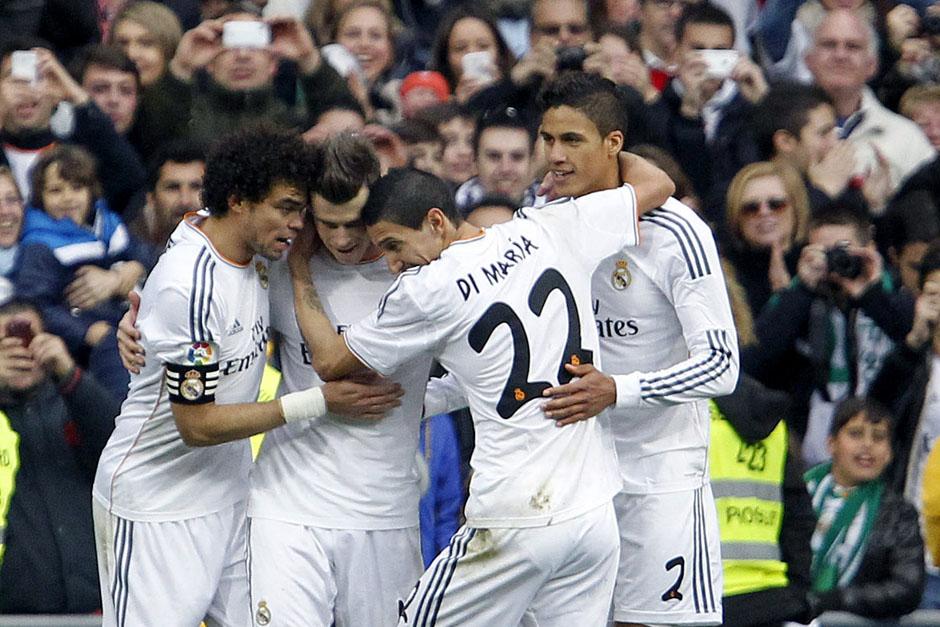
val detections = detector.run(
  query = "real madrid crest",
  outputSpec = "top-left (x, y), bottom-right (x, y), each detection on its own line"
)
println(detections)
top-left (256, 600), bottom-right (272, 625)
top-left (180, 370), bottom-right (205, 401)
top-left (611, 258), bottom-right (632, 290)
top-left (256, 261), bottom-right (269, 289)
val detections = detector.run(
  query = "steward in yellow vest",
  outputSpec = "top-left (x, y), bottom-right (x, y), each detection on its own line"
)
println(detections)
top-left (710, 375), bottom-right (815, 626)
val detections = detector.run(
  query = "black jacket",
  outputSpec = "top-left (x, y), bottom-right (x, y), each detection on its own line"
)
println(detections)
top-left (0, 369), bottom-right (119, 613)
top-left (810, 490), bottom-right (925, 619)
top-left (714, 375), bottom-right (815, 627)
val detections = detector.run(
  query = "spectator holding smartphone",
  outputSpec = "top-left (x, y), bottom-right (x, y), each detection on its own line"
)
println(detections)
top-left (0, 299), bottom-right (119, 613)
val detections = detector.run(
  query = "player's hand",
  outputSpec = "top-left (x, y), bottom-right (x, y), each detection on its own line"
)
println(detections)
top-left (118, 291), bottom-right (145, 374)
top-left (541, 363), bottom-right (616, 426)
top-left (30, 332), bottom-right (75, 380)
top-left (322, 375), bottom-right (405, 420)
top-left (66, 265), bottom-right (121, 310)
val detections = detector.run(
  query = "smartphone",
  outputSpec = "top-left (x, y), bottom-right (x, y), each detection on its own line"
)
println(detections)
top-left (222, 21), bottom-right (271, 49)
top-left (461, 51), bottom-right (494, 82)
top-left (5, 319), bottom-right (34, 347)
top-left (321, 43), bottom-right (362, 78)
top-left (10, 50), bottom-right (38, 84)
top-left (698, 49), bottom-right (739, 80)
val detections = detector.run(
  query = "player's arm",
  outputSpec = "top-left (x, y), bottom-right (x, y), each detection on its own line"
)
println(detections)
top-left (287, 225), bottom-right (371, 382)
top-left (618, 151), bottom-right (675, 216)
top-left (170, 372), bottom-right (403, 447)
top-left (423, 373), bottom-right (468, 418)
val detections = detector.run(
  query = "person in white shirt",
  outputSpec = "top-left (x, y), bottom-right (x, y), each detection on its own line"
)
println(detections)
top-left (288, 72), bottom-right (675, 626)
top-left (93, 127), bottom-right (401, 627)
top-left (248, 133), bottom-right (430, 627)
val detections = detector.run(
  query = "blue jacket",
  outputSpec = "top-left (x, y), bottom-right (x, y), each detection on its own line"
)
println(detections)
top-left (418, 413), bottom-right (464, 567)
top-left (14, 202), bottom-right (140, 353)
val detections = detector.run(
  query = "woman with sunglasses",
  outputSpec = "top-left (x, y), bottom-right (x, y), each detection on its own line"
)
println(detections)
top-left (724, 161), bottom-right (810, 316)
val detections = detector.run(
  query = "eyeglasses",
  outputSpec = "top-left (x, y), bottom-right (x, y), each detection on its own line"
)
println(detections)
top-left (740, 197), bottom-right (790, 215)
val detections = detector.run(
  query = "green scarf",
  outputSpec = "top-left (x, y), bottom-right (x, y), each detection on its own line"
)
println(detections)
top-left (805, 462), bottom-right (884, 592)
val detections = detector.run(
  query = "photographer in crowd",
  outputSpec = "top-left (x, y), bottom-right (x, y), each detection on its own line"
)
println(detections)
top-left (743, 206), bottom-right (914, 467)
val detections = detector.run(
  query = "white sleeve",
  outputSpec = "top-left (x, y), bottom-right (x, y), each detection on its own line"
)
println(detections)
top-left (613, 206), bottom-right (738, 408)
top-left (423, 373), bottom-right (468, 418)
top-left (534, 184), bottom-right (640, 261)
top-left (343, 272), bottom-right (443, 376)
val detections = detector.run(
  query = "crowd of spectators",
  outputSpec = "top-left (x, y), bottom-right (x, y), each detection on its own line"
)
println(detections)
top-left (1, 0), bottom-right (940, 621)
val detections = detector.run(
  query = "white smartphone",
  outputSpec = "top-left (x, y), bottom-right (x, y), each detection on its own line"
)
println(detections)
top-left (10, 50), bottom-right (38, 83)
top-left (461, 51), bottom-right (494, 82)
top-left (699, 49), bottom-right (739, 80)
top-left (222, 21), bottom-right (271, 49)
top-left (321, 43), bottom-right (361, 78)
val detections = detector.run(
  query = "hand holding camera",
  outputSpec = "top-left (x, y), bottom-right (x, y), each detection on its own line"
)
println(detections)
top-left (170, 19), bottom-right (226, 82)
top-left (907, 279), bottom-right (940, 349)
top-left (266, 17), bottom-right (321, 75)
top-left (797, 241), bottom-right (882, 298)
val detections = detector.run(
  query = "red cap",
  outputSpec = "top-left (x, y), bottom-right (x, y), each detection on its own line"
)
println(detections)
top-left (400, 71), bottom-right (450, 102)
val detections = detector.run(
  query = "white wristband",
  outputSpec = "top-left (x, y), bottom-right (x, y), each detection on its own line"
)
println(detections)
top-left (279, 386), bottom-right (327, 423)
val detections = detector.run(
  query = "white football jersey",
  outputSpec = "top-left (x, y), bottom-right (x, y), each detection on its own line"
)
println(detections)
top-left (93, 214), bottom-right (268, 521)
top-left (249, 253), bottom-right (431, 529)
top-left (344, 186), bottom-right (639, 528)
top-left (593, 199), bottom-right (738, 493)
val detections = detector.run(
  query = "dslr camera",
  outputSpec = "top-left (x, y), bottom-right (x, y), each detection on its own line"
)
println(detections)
top-left (556, 46), bottom-right (587, 72)
top-left (825, 243), bottom-right (863, 280)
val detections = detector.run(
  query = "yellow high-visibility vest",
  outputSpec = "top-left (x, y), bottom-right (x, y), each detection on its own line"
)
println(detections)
top-left (709, 401), bottom-right (789, 597)
top-left (0, 410), bottom-right (21, 563)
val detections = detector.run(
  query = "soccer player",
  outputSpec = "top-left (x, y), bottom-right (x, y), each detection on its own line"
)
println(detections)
top-left (542, 118), bottom-right (739, 627)
top-left (248, 133), bottom-right (430, 626)
top-left (288, 73), bottom-right (675, 625)
top-left (91, 127), bottom-right (401, 626)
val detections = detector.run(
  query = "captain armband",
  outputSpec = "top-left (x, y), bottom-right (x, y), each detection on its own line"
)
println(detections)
top-left (165, 362), bottom-right (220, 404)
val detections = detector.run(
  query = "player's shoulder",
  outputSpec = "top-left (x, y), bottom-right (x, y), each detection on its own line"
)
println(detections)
top-left (637, 198), bottom-right (717, 278)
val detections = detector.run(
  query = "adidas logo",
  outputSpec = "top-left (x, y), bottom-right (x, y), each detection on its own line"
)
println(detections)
top-left (227, 318), bottom-right (244, 336)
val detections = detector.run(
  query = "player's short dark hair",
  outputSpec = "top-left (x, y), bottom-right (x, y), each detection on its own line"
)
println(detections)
top-left (537, 71), bottom-right (627, 138)
top-left (202, 125), bottom-right (318, 217)
top-left (147, 140), bottom-right (206, 190)
top-left (361, 168), bottom-right (459, 229)
top-left (392, 118), bottom-right (442, 146)
top-left (808, 204), bottom-right (872, 245)
top-left (69, 44), bottom-right (140, 86)
top-left (29, 145), bottom-right (102, 212)
top-left (315, 132), bottom-right (381, 205)
top-left (473, 106), bottom-right (535, 156)
top-left (829, 396), bottom-right (893, 439)
top-left (676, 2), bottom-right (735, 43)
top-left (918, 238), bottom-right (940, 289)
top-left (752, 82), bottom-right (833, 160)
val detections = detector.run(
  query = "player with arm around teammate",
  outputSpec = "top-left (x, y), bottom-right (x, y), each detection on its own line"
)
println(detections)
top-left (543, 137), bottom-right (739, 627)
top-left (288, 72), bottom-right (676, 627)
top-left (91, 127), bottom-right (401, 627)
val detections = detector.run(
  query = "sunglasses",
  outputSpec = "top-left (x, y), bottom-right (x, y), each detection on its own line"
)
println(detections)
top-left (740, 197), bottom-right (790, 215)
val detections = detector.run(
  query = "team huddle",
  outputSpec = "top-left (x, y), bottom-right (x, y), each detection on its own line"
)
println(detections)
top-left (92, 72), bottom-right (738, 626)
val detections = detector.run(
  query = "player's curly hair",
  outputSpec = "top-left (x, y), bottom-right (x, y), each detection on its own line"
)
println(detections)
top-left (202, 125), bottom-right (319, 217)
top-left (537, 71), bottom-right (626, 139)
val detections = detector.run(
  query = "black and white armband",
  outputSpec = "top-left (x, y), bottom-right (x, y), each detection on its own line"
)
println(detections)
top-left (166, 362), bottom-right (220, 404)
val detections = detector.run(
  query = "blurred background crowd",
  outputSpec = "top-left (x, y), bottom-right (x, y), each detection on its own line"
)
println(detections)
top-left (1, 0), bottom-right (940, 623)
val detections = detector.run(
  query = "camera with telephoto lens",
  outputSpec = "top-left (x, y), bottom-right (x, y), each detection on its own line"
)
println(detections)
top-left (556, 46), bottom-right (587, 71)
top-left (825, 243), bottom-right (863, 279)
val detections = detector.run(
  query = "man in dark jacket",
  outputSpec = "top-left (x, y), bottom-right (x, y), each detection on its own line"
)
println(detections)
top-left (149, 8), bottom-right (353, 150)
top-left (0, 299), bottom-right (119, 613)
